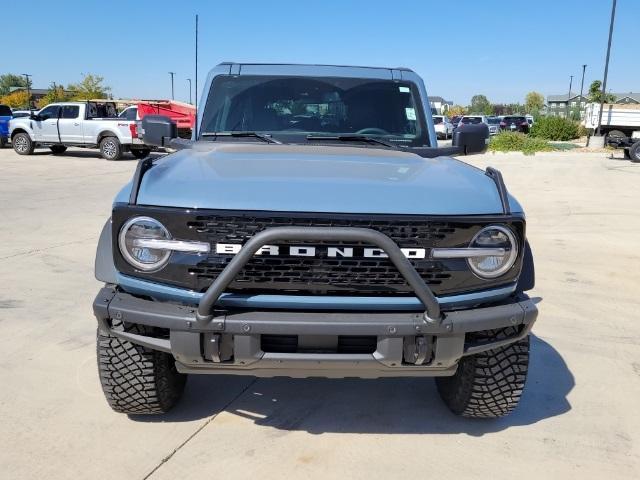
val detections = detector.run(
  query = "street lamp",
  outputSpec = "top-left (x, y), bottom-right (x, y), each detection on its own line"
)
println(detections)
top-left (168, 72), bottom-right (175, 100)
top-left (186, 78), bottom-right (192, 104)
top-left (566, 75), bottom-right (573, 119)
top-left (579, 64), bottom-right (587, 119)
top-left (22, 73), bottom-right (32, 110)
top-left (595, 0), bottom-right (617, 137)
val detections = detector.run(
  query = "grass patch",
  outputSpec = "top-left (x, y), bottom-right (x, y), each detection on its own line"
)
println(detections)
top-left (489, 131), bottom-right (555, 155)
top-left (551, 142), bottom-right (579, 151)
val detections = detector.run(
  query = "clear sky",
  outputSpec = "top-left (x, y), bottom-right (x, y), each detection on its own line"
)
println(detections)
top-left (4, 0), bottom-right (638, 105)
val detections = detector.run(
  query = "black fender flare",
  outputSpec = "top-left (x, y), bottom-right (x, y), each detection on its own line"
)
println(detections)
top-left (95, 218), bottom-right (118, 283)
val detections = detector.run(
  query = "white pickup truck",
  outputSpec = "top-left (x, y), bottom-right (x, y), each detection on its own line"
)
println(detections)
top-left (9, 101), bottom-right (151, 160)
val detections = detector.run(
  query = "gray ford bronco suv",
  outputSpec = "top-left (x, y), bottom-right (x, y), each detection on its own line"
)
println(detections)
top-left (93, 63), bottom-right (537, 418)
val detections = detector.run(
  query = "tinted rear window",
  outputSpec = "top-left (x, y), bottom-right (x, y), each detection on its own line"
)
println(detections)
top-left (461, 116), bottom-right (483, 124)
top-left (0, 105), bottom-right (12, 116)
top-left (504, 116), bottom-right (526, 123)
top-left (433, 117), bottom-right (443, 124)
top-left (61, 105), bottom-right (80, 119)
top-left (486, 118), bottom-right (501, 124)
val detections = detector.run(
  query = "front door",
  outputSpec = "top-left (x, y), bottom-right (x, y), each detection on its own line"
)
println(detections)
top-left (33, 105), bottom-right (60, 142)
top-left (57, 105), bottom-right (83, 143)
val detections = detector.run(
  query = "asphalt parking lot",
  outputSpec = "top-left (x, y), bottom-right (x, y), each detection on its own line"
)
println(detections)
top-left (1, 146), bottom-right (639, 479)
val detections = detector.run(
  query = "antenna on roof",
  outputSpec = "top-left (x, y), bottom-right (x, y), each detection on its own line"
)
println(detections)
top-left (194, 14), bottom-right (199, 140)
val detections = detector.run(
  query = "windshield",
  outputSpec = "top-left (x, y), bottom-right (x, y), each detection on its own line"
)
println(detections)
top-left (432, 116), bottom-right (443, 124)
top-left (201, 75), bottom-right (429, 146)
top-left (486, 117), bottom-right (501, 125)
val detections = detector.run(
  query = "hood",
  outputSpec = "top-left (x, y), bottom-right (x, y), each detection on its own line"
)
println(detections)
top-left (135, 143), bottom-right (516, 215)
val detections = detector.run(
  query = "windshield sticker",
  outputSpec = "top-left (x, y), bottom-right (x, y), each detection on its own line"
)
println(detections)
top-left (405, 108), bottom-right (416, 120)
top-left (399, 86), bottom-right (410, 93)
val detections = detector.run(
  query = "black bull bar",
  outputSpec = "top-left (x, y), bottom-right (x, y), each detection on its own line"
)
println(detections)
top-left (194, 226), bottom-right (442, 323)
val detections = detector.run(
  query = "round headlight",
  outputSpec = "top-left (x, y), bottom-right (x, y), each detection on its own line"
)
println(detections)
top-left (118, 216), bottom-right (171, 271)
top-left (467, 225), bottom-right (518, 278)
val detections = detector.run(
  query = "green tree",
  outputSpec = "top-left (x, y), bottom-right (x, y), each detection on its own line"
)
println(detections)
top-left (0, 90), bottom-right (29, 108)
top-left (588, 80), bottom-right (616, 103)
top-left (525, 91), bottom-right (544, 114)
top-left (0, 73), bottom-right (29, 97)
top-left (447, 105), bottom-right (467, 117)
top-left (37, 83), bottom-right (71, 108)
top-left (469, 94), bottom-right (492, 115)
top-left (67, 73), bottom-right (111, 100)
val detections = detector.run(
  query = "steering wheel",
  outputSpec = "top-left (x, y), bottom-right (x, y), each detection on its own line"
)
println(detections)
top-left (355, 127), bottom-right (389, 135)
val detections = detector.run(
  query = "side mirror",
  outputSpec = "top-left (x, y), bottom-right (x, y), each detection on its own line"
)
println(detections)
top-left (141, 115), bottom-right (177, 147)
top-left (452, 123), bottom-right (489, 154)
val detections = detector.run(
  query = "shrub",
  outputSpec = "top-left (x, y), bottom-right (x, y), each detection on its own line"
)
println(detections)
top-left (529, 116), bottom-right (581, 141)
top-left (489, 131), bottom-right (555, 155)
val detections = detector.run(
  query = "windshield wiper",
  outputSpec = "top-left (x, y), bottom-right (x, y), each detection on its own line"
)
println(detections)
top-left (306, 134), bottom-right (397, 148)
top-left (200, 131), bottom-right (282, 144)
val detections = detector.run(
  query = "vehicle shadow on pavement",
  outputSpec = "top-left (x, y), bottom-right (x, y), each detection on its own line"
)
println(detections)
top-left (30, 150), bottom-right (138, 160)
top-left (132, 335), bottom-right (573, 435)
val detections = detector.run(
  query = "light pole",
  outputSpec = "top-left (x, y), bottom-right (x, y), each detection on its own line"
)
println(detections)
top-left (596, 0), bottom-right (617, 137)
top-left (22, 73), bottom-right (32, 110)
top-left (168, 72), bottom-right (175, 100)
top-left (186, 78), bottom-right (192, 104)
top-left (579, 64), bottom-right (587, 119)
top-left (566, 75), bottom-right (573, 119)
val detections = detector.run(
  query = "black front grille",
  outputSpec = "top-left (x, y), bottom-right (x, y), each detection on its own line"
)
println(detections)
top-left (112, 206), bottom-right (525, 297)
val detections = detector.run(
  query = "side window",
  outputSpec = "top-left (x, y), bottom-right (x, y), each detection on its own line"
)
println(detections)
top-left (125, 108), bottom-right (137, 120)
top-left (61, 106), bottom-right (80, 119)
top-left (38, 105), bottom-right (60, 120)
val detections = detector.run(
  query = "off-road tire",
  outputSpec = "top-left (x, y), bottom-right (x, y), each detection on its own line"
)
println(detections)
top-left (50, 145), bottom-right (67, 155)
top-left (436, 327), bottom-right (529, 418)
top-left (99, 136), bottom-right (123, 160)
top-left (12, 132), bottom-right (34, 155)
top-left (131, 148), bottom-right (151, 159)
top-left (629, 141), bottom-right (640, 163)
top-left (97, 320), bottom-right (187, 414)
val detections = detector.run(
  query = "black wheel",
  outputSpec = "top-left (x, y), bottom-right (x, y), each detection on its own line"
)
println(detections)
top-left (629, 141), bottom-right (640, 163)
top-left (50, 145), bottom-right (67, 155)
top-left (607, 129), bottom-right (626, 139)
top-left (436, 327), bottom-right (529, 418)
top-left (623, 149), bottom-right (630, 159)
top-left (131, 148), bottom-right (151, 159)
top-left (12, 132), bottom-right (34, 155)
top-left (0, 136), bottom-right (6, 148)
top-left (97, 320), bottom-right (187, 414)
top-left (100, 136), bottom-right (123, 160)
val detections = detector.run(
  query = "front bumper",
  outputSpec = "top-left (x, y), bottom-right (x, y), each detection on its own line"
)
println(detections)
top-left (93, 287), bottom-right (537, 378)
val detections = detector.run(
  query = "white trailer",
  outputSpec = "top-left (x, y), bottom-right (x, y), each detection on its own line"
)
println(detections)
top-left (583, 103), bottom-right (640, 161)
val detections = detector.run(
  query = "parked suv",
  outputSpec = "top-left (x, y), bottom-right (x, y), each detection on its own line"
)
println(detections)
top-left (93, 63), bottom-right (537, 418)
top-left (501, 115), bottom-right (530, 134)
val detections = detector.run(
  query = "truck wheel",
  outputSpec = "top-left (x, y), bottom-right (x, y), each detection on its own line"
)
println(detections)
top-left (607, 129), bottom-right (626, 139)
top-left (12, 132), bottom-right (35, 155)
top-left (0, 137), bottom-right (6, 148)
top-left (630, 142), bottom-right (640, 163)
top-left (97, 320), bottom-right (187, 414)
top-left (50, 145), bottom-right (67, 155)
top-left (436, 327), bottom-right (529, 418)
top-left (100, 137), bottom-right (123, 160)
top-left (131, 148), bottom-right (151, 159)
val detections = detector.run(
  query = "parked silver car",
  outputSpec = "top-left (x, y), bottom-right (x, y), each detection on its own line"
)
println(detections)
top-left (433, 115), bottom-right (453, 139)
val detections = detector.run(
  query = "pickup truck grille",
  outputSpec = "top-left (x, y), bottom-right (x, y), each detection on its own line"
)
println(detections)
top-left (112, 207), bottom-right (524, 297)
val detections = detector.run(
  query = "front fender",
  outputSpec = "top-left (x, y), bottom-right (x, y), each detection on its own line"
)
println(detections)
top-left (95, 218), bottom-right (117, 283)
top-left (9, 120), bottom-right (34, 139)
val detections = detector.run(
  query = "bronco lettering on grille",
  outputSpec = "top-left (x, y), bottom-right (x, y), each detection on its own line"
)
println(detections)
top-left (215, 243), bottom-right (426, 259)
